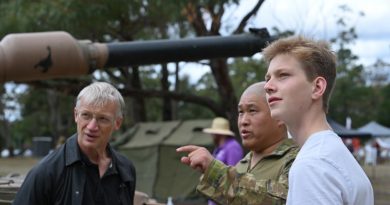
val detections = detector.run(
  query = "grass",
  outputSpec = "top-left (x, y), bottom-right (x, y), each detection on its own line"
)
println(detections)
top-left (1, 158), bottom-right (389, 204)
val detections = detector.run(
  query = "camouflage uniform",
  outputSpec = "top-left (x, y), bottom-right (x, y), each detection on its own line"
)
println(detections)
top-left (197, 138), bottom-right (298, 205)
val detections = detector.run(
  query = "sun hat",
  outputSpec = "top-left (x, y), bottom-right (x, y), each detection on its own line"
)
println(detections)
top-left (203, 117), bottom-right (235, 136)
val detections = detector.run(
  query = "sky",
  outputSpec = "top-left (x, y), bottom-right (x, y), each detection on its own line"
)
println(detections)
top-left (181, 0), bottom-right (390, 82)
top-left (245, 0), bottom-right (390, 65)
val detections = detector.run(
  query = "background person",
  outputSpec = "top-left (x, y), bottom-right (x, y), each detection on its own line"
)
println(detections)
top-left (364, 140), bottom-right (378, 166)
top-left (203, 117), bottom-right (243, 167)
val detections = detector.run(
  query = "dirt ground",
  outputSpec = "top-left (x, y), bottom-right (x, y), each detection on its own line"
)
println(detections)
top-left (1, 157), bottom-right (390, 204)
top-left (363, 162), bottom-right (390, 205)
top-left (0, 157), bottom-right (39, 177)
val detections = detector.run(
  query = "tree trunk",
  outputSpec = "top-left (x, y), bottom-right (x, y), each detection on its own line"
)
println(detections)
top-left (130, 66), bottom-right (147, 122)
top-left (182, 0), bottom-right (266, 138)
top-left (120, 88), bottom-right (225, 117)
top-left (171, 62), bottom-right (180, 120)
top-left (46, 89), bottom-right (60, 144)
top-left (0, 85), bottom-right (12, 152)
top-left (209, 59), bottom-right (239, 136)
top-left (161, 64), bottom-right (172, 121)
top-left (0, 118), bottom-right (11, 154)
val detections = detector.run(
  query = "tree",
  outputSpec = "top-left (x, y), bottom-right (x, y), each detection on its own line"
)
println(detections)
top-left (328, 5), bottom-right (383, 127)
top-left (10, 1), bottom-right (388, 141)
top-left (9, 85), bottom-right (75, 144)
top-left (367, 59), bottom-right (390, 126)
top-left (1, 0), bottom-right (269, 140)
top-left (177, 0), bottom-right (267, 134)
top-left (0, 85), bottom-right (11, 150)
top-left (377, 84), bottom-right (390, 126)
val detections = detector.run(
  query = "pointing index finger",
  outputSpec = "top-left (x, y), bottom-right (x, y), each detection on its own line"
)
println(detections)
top-left (176, 145), bottom-right (201, 153)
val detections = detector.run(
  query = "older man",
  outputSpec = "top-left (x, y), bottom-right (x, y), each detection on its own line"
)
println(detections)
top-left (13, 82), bottom-right (136, 205)
top-left (177, 82), bottom-right (298, 205)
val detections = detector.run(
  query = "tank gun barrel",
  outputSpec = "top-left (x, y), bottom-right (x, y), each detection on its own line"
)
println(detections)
top-left (0, 28), bottom-right (273, 83)
top-left (106, 28), bottom-right (272, 67)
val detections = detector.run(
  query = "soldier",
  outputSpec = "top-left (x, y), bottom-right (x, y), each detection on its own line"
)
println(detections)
top-left (177, 82), bottom-right (298, 205)
top-left (13, 82), bottom-right (136, 205)
top-left (263, 36), bottom-right (373, 205)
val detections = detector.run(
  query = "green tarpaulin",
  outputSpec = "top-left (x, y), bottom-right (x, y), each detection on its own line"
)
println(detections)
top-left (118, 119), bottom-right (213, 201)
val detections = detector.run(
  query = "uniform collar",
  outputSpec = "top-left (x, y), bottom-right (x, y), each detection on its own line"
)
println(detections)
top-left (271, 138), bottom-right (297, 156)
top-left (239, 138), bottom-right (297, 164)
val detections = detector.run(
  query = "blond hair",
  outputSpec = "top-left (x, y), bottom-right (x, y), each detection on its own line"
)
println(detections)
top-left (262, 36), bottom-right (336, 112)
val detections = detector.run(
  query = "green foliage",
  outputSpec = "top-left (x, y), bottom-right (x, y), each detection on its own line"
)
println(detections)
top-left (229, 57), bottom-right (268, 97)
top-left (0, 0), bottom-right (193, 144)
top-left (193, 57), bottom-right (268, 117)
top-left (9, 86), bottom-right (75, 146)
top-left (328, 4), bottom-right (389, 128)
top-left (377, 84), bottom-right (390, 127)
top-left (0, 0), bottom-right (189, 40)
top-left (176, 75), bottom-right (216, 119)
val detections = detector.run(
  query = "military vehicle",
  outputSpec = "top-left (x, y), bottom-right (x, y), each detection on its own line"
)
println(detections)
top-left (0, 28), bottom-right (273, 83)
top-left (0, 28), bottom-right (274, 204)
top-left (0, 173), bottom-right (22, 205)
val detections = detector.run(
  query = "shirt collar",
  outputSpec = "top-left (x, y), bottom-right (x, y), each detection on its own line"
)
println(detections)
top-left (65, 134), bottom-right (116, 168)
top-left (213, 137), bottom-right (236, 155)
top-left (65, 134), bottom-right (82, 166)
top-left (218, 137), bottom-right (236, 149)
top-left (271, 138), bottom-right (298, 156)
top-left (239, 138), bottom-right (297, 164)
top-left (65, 134), bottom-right (134, 183)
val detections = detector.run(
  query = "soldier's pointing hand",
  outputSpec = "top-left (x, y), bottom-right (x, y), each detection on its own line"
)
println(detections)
top-left (177, 145), bottom-right (214, 173)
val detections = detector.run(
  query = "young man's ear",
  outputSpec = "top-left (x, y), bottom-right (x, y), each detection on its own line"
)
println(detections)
top-left (312, 77), bottom-right (327, 100)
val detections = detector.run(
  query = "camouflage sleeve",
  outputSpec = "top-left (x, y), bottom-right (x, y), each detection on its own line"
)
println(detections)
top-left (197, 159), bottom-right (290, 205)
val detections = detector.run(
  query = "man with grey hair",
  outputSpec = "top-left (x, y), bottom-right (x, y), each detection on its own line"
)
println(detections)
top-left (13, 82), bottom-right (136, 205)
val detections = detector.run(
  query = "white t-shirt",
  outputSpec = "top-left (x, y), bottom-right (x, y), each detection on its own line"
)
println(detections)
top-left (287, 130), bottom-right (374, 205)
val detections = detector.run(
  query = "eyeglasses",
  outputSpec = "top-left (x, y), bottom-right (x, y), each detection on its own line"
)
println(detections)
top-left (77, 111), bottom-right (115, 126)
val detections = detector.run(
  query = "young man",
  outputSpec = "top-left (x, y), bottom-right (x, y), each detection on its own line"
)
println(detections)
top-left (13, 82), bottom-right (136, 205)
top-left (263, 36), bottom-right (374, 205)
top-left (177, 82), bottom-right (298, 205)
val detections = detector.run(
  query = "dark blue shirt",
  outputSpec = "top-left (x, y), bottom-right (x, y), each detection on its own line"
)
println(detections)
top-left (80, 146), bottom-right (123, 205)
top-left (12, 134), bottom-right (136, 205)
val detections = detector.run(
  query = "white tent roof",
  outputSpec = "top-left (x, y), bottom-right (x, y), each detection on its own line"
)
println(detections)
top-left (376, 138), bottom-right (390, 149)
top-left (357, 121), bottom-right (390, 137)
